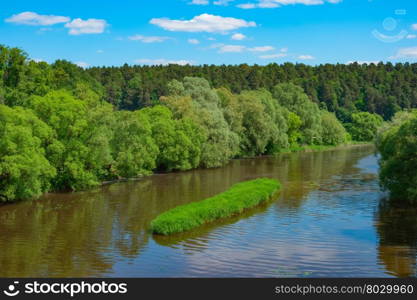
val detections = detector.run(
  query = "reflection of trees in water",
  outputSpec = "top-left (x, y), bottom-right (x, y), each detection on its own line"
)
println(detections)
top-left (375, 199), bottom-right (417, 277)
top-left (276, 146), bottom-right (373, 210)
top-left (0, 190), bottom-right (114, 277)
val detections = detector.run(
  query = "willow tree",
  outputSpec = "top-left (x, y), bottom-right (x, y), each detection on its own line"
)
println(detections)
top-left (163, 77), bottom-right (239, 168)
top-left (27, 90), bottom-right (114, 191)
top-left (0, 105), bottom-right (56, 201)
top-left (140, 105), bottom-right (203, 171)
top-left (111, 110), bottom-right (158, 178)
top-left (320, 111), bottom-right (349, 145)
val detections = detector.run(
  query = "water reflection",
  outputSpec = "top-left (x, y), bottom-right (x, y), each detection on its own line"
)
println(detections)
top-left (0, 145), bottom-right (415, 277)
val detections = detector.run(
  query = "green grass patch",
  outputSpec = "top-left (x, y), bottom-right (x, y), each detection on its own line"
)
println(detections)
top-left (150, 178), bottom-right (281, 235)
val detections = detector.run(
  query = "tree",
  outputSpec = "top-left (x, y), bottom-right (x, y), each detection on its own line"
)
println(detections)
top-left (111, 110), bottom-right (158, 178)
top-left (346, 112), bottom-right (383, 141)
top-left (0, 105), bottom-right (56, 201)
top-left (27, 90), bottom-right (114, 190)
top-left (164, 77), bottom-right (239, 167)
top-left (377, 111), bottom-right (417, 204)
top-left (273, 83), bottom-right (322, 145)
top-left (140, 105), bottom-right (203, 171)
top-left (320, 111), bottom-right (349, 145)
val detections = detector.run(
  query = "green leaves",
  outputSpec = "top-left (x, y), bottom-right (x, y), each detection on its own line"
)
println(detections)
top-left (0, 105), bottom-right (56, 201)
top-left (376, 111), bottom-right (417, 204)
top-left (346, 112), bottom-right (383, 142)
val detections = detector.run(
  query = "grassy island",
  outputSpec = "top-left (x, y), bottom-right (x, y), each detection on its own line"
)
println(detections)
top-left (151, 178), bottom-right (281, 235)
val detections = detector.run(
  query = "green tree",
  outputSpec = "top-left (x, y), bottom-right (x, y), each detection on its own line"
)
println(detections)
top-left (140, 105), bottom-right (203, 171)
top-left (320, 111), bottom-right (349, 145)
top-left (0, 105), bottom-right (56, 201)
top-left (273, 83), bottom-right (322, 145)
top-left (346, 112), bottom-right (383, 141)
top-left (111, 110), bottom-right (158, 178)
top-left (164, 77), bottom-right (239, 167)
top-left (27, 90), bottom-right (113, 190)
top-left (377, 111), bottom-right (417, 204)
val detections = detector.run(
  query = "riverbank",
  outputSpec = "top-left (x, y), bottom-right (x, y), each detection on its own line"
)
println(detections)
top-left (0, 142), bottom-right (374, 205)
top-left (276, 142), bottom-right (373, 154)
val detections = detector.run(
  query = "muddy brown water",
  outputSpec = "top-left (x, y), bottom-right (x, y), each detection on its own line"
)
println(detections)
top-left (0, 145), bottom-right (415, 277)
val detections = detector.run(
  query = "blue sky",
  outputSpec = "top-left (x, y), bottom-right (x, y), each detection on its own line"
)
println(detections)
top-left (1, 0), bottom-right (417, 67)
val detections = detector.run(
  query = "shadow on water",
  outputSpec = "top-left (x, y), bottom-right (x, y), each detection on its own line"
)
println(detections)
top-left (375, 198), bottom-right (417, 277)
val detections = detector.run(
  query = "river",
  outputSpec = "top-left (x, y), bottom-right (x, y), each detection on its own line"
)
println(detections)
top-left (0, 145), bottom-right (416, 277)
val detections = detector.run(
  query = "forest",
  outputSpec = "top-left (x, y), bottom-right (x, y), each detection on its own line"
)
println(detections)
top-left (0, 45), bottom-right (416, 203)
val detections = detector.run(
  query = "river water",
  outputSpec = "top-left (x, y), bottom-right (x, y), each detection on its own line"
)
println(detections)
top-left (0, 145), bottom-right (416, 277)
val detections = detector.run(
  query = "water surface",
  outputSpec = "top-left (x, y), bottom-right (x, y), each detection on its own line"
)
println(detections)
top-left (0, 145), bottom-right (416, 277)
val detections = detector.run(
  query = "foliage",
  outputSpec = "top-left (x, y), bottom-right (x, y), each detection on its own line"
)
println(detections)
top-left (163, 77), bottom-right (239, 167)
top-left (0, 105), bottom-right (56, 201)
top-left (87, 62), bottom-right (417, 122)
top-left (140, 105), bottom-right (203, 171)
top-left (346, 112), bottom-right (383, 141)
top-left (27, 90), bottom-right (114, 191)
top-left (111, 110), bottom-right (157, 178)
top-left (151, 178), bottom-right (281, 235)
top-left (0, 44), bottom-right (390, 202)
top-left (376, 111), bottom-right (417, 204)
top-left (320, 111), bottom-right (349, 145)
top-left (273, 83), bottom-right (322, 145)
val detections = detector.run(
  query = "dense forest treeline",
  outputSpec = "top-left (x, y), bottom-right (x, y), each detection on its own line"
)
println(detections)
top-left (2, 45), bottom-right (417, 122)
top-left (86, 61), bottom-right (417, 122)
top-left (0, 44), bottom-right (411, 203)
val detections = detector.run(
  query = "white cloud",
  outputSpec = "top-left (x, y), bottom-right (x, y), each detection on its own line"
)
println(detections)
top-left (218, 45), bottom-right (246, 53)
top-left (406, 34), bottom-right (417, 39)
top-left (96, 49), bottom-right (104, 53)
top-left (212, 44), bottom-right (275, 54)
top-left (65, 18), bottom-right (108, 35)
top-left (190, 0), bottom-right (209, 4)
top-left (258, 1), bottom-right (280, 8)
top-left (231, 33), bottom-right (246, 40)
top-left (134, 59), bottom-right (193, 65)
top-left (237, 3), bottom-right (257, 9)
top-left (237, 0), bottom-right (341, 9)
top-left (411, 24), bottom-right (417, 30)
top-left (188, 38), bottom-right (200, 44)
top-left (150, 13), bottom-right (256, 33)
top-left (390, 47), bottom-right (417, 59)
top-left (75, 61), bottom-right (89, 68)
top-left (128, 35), bottom-right (170, 43)
top-left (259, 53), bottom-right (287, 59)
top-left (214, 0), bottom-right (235, 5)
top-left (346, 61), bottom-right (379, 65)
top-left (5, 11), bottom-right (70, 26)
top-left (298, 54), bottom-right (315, 60)
top-left (248, 46), bottom-right (275, 52)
